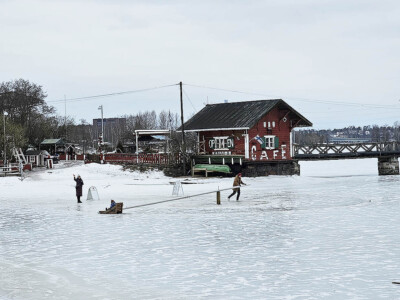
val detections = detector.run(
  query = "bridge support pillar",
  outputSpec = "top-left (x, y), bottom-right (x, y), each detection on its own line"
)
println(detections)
top-left (378, 157), bottom-right (399, 175)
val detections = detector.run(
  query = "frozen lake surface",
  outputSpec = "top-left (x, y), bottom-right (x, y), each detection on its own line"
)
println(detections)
top-left (1, 159), bottom-right (400, 299)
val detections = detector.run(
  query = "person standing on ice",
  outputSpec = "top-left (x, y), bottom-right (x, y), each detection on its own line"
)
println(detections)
top-left (228, 173), bottom-right (246, 201)
top-left (73, 174), bottom-right (84, 203)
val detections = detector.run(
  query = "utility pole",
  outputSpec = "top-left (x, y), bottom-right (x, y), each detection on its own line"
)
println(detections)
top-left (3, 111), bottom-right (8, 166)
top-left (180, 82), bottom-right (186, 175)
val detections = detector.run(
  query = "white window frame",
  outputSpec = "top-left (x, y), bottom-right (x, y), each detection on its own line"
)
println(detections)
top-left (264, 135), bottom-right (275, 150)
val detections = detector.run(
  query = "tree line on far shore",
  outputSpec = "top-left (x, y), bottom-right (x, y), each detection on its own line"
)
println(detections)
top-left (295, 124), bottom-right (400, 145)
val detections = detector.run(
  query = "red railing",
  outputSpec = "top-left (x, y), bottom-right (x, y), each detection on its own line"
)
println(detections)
top-left (56, 153), bottom-right (182, 165)
top-left (104, 153), bottom-right (182, 165)
top-left (58, 154), bottom-right (85, 161)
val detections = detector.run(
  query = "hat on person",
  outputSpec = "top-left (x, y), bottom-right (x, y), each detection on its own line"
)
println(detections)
top-left (238, 173), bottom-right (242, 176)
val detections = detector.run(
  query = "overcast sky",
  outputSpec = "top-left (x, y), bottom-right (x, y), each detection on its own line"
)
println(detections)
top-left (1, 0), bottom-right (400, 129)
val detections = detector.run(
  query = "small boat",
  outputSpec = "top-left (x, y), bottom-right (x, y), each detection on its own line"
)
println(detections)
top-left (99, 202), bottom-right (123, 214)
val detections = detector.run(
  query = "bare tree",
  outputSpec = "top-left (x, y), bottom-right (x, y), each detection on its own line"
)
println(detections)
top-left (0, 79), bottom-right (56, 147)
top-left (158, 110), bottom-right (169, 129)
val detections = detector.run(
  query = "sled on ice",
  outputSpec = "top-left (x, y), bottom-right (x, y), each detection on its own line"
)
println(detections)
top-left (99, 202), bottom-right (123, 214)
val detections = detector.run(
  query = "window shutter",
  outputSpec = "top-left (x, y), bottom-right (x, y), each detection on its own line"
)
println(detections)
top-left (274, 136), bottom-right (279, 149)
top-left (261, 136), bottom-right (266, 149)
top-left (227, 137), bottom-right (235, 149)
top-left (209, 138), bottom-right (215, 149)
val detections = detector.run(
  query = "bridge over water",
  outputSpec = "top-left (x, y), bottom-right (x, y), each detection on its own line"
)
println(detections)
top-left (293, 142), bottom-right (400, 175)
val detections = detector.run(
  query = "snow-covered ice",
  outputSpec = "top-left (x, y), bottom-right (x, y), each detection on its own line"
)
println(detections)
top-left (1, 158), bottom-right (400, 299)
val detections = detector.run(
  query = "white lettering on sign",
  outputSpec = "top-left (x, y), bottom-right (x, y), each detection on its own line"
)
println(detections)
top-left (249, 143), bottom-right (289, 160)
top-left (281, 145), bottom-right (286, 159)
top-left (209, 139), bottom-right (215, 149)
top-left (251, 145), bottom-right (257, 161)
top-left (260, 151), bottom-right (268, 160)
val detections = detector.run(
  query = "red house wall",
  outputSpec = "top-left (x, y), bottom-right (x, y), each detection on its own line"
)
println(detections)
top-left (198, 107), bottom-right (293, 161)
top-left (199, 129), bottom-right (247, 156)
top-left (248, 107), bottom-right (292, 161)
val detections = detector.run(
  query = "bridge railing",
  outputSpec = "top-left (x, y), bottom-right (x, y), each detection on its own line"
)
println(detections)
top-left (293, 142), bottom-right (400, 159)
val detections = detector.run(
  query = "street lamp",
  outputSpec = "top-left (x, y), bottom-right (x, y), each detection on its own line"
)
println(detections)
top-left (98, 105), bottom-right (104, 139)
top-left (98, 105), bottom-right (104, 151)
top-left (3, 111), bottom-right (8, 166)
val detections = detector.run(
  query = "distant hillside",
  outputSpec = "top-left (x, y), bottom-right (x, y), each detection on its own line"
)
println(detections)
top-left (294, 123), bottom-right (400, 145)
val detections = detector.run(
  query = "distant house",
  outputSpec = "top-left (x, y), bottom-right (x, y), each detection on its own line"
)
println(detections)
top-left (40, 139), bottom-right (66, 155)
top-left (25, 150), bottom-right (49, 167)
top-left (183, 99), bottom-right (312, 176)
top-left (25, 150), bottom-right (41, 166)
top-left (133, 130), bottom-right (171, 154)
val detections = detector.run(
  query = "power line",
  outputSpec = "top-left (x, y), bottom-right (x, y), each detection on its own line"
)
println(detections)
top-left (182, 88), bottom-right (198, 113)
top-left (184, 83), bottom-right (277, 98)
top-left (47, 83), bottom-right (179, 104)
top-left (44, 81), bottom-right (400, 113)
top-left (184, 83), bottom-right (400, 110)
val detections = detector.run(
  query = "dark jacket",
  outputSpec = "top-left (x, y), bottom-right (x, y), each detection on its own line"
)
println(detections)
top-left (74, 177), bottom-right (84, 197)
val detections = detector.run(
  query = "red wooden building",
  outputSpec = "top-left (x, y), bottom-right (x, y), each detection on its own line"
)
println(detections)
top-left (183, 99), bottom-right (312, 176)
